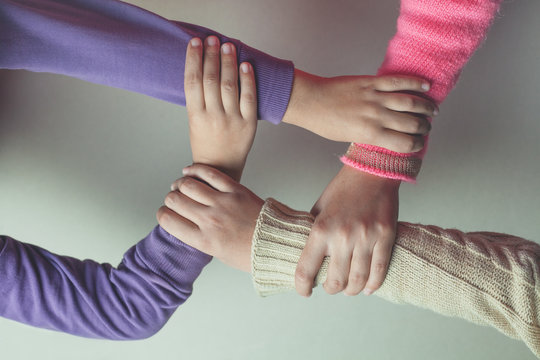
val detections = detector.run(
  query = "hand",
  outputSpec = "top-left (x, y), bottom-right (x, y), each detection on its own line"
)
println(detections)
top-left (185, 36), bottom-right (257, 182)
top-left (295, 165), bottom-right (399, 296)
top-left (157, 164), bottom-right (264, 272)
top-left (282, 70), bottom-right (436, 152)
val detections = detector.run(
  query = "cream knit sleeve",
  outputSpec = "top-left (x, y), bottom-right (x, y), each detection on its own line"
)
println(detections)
top-left (251, 198), bottom-right (540, 357)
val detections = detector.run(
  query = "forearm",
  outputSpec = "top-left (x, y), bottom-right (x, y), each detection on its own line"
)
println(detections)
top-left (343, 0), bottom-right (503, 182)
top-left (252, 199), bottom-right (540, 357)
top-left (0, 226), bottom-right (211, 339)
top-left (0, 0), bottom-right (293, 123)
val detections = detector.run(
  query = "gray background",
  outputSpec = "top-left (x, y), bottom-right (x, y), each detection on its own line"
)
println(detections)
top-left (1, 0), bottom-right (539, 359)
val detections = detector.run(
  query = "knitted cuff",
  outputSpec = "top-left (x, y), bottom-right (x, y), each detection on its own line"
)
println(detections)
top-left (251, 198), bottom-right (540, 357)
top-left (341, 143), bottom-right (423, 182)
top-left (251, 198), bottom-right (328, 296)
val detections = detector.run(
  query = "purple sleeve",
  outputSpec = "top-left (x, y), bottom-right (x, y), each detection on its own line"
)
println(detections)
top-left (0, 226), bottom-right (212, 340)
top-left (0, 0), bottom-right (294, 124)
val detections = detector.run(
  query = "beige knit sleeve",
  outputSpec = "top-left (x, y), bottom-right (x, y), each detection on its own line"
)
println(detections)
top-left (251, 198), bottom-right (540, 358)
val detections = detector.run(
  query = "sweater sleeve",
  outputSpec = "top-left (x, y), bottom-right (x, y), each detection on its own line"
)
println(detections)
top-left (252, 198), bottom-right (540, 357)
top-left (341, 0), bottom-right (503, 182)
top-left (0, 0), bottom-right (294, 124)
top-left (0, 225), bottom-right (212, 340)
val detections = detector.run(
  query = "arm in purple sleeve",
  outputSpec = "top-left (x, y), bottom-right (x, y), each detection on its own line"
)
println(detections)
top-left (0, 0), bottom-right (294, 124)
top-left (0, 226), bottom-right (212, 340)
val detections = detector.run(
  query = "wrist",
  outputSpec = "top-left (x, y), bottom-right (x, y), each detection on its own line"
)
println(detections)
top-left (190, 160), bottom-right (245, 183)
top-left (281, 69), bottom-right (321, 128)
top-left (341, 164), bottom-right (401, 191)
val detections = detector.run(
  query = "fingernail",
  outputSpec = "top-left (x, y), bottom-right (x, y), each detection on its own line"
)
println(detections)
top-left (170, 184), bottom-right (175, 191)
top-left (207, 36), bottom-right (218, 46)
top-left (222, 43), bottom-right (232, 54)
top-left (182, 167), bottom-right (190, 174)
top-left (190, 38), bottom-right (201, 47)
top-left (363, 288), bottom-right (373, 296)
top-left (421, 83), bottom-right (430, 91)
top-left (241, 63), bottom-right (250, 73)
top-left (433, 108), bottom-right (439, 116)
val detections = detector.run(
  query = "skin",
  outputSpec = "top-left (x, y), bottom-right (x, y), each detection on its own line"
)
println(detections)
top-left (159, 35), bottom-right (436, 296)
top-left (161, 165), bottom-right (262, 272)
top-left (282, 69), bottom-right (436, 152)
top-left (157, 37), bottom-right (261, 271)
top-left (184, 36), bottom-right (257, 182)
top-left (296, 166), bottom-right (399, 296)
top-left (279, 63), bottom-right (436, 297)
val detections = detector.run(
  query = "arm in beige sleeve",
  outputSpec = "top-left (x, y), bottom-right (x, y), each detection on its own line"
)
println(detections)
top-left (251, 198), bottom-right (540, 357)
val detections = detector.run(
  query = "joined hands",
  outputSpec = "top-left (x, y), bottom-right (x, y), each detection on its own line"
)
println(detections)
top-left (159, 36), bottom-right (436, 296)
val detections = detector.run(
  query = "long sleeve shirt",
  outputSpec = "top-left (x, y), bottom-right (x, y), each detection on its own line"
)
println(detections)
top-left (0, 0), bottom-right (294, 124)
top-left (0, 226), bottom-right (211, 339)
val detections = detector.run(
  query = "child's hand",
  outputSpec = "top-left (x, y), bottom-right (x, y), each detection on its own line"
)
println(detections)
top-left (185, 36), bottom-right (257, 182)
top-left (283, 70), bottom-right (436, 152)
top-left (157, 164), bottom-right (264, 272)
top-left (295, 166), bottom-right (399, 297)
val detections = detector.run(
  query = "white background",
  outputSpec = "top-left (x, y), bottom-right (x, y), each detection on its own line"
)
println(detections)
top-left (1, 0), bottom-right (539, 359)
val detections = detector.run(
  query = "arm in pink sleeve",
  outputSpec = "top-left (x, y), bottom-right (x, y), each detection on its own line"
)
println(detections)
top-left (342, 0), bottom-right (503, 182)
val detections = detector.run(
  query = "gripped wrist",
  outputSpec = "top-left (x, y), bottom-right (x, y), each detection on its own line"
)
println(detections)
top-left (281, 69), bottom-right (321, 128)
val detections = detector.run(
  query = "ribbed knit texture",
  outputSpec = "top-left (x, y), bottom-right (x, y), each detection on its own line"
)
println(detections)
top-left (0, 0), bottom-right (294, 124)
top-left (252, 198), bottom-right (540, 357)
top-left (342, 0), bottom-right (503, 182)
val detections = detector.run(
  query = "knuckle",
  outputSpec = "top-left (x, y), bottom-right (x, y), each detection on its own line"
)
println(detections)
top-left (206, 213), bottom-right (223, 229)
top-left (179, 177), bottom-right (195, 192)
top-left (336, 225), bottom-right (353, 242)
top-left (409, 118), bottom-right (423, 134)
top-left (373, 262), bottom-right (388, 275)
top-left (366, 103), bottom-right (382, 119)
top-left (241, 91), bottom-right (256, 105)
top-left (348, 272), bottom-right (368, 287)
top-left (325, 279), bottom-right (345, 293)
top-left (156, 206), bottom-right (170, 225)
top-left (185, 72), bottom-right (201, 87)
top-left (164, 191), bottom-right (178, 206)
top-left (295, 267), bottom-right (313, 285)
top-left (312, 218), bottom-right (330, 236)
top-left (403, 96), bottom-right (416, 110)
top-left (415, 136), bottom-right (426, 151)
top-left (389, 76), bottom-right (403, 89)
top-left (399, 136), bottom-right (416, 153)
top-left (221, 78), bottom-right (236, 93)
top-left (203, 73), bottom-right (219, 86)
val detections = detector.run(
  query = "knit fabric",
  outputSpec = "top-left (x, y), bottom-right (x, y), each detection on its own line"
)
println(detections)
top-left (0, 226), bottom-right (212, 339)
top-left (0, 0), bottom-right (294, 124)
top-left (252, 198), bottom-right (540, 357)
top-left (342, 0), bottom-right (503, 182)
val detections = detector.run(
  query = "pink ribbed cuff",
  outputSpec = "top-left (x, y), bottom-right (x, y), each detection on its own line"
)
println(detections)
top-left (341, 143), bottom-right (422, 183)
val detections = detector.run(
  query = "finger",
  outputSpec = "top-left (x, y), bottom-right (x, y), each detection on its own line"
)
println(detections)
top-left (373, 75), bottom-right (431, 93)
top-left (323, 244), bottom-right (352, 295)
top-left (344, 246), bottom-right (371, 296)
top-left (203, 36), bottom-right (223, 111)
top-left (176, 176), bottom-right (218, 206)
top-left (378, 92), bottom-right (438, 117)
top-left (363, 238), bottom-right (395, 295)
top-left (156, 206), bottom-right (201, 248)
top-left (164, 190), bottom-right (208, 224)
top-left (239, 62), bottom-right (258, 121)
top-left (184, 37), bottom-right (204, 112)
top-left (295, 232), bottom-right (327, 297)
top-left (378, 108), bottom-right (431, 135)
top-left (220, 43), bottom-right (240, 114)
top-left (377, 129), bottom-right (426, 153)
top-left (182, 164), bottom-right (236, 193)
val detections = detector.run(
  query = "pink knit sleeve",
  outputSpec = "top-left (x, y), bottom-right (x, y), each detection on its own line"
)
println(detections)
top-left (342, 0), bottom-right (503, 182)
